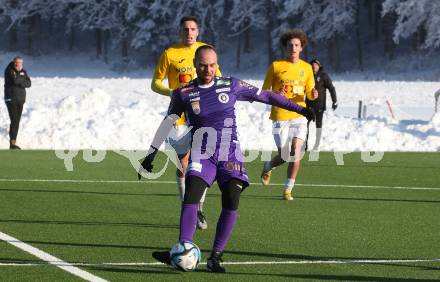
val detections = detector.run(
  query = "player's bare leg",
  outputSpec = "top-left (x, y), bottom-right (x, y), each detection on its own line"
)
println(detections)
top-left (261, 145), bottom-right (288, 185)
top-left (284, 138), bottom-right (303, 200)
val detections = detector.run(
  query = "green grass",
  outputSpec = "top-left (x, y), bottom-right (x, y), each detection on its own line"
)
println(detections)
top-left (0, 150), bottom-right (439, 281)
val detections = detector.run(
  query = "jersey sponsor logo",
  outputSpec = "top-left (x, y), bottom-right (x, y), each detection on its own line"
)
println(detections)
top-left (191, 100), bottom-right (201, 115)
top-left (218, 93), bottom-right (230, 104)
top-left (188, 91), bottom-right (200, 97)
top-left (181, 86), bottom-right (194, 93)
top-left (215, 87), bottom-right (230, 93)
top-left (280, 79), bottom-right (295, 84)
top-left (224, 161), bottom-right (242, 173)
top-left (239, 80), bottom-right (255, 90)
top-left (188, 162), bottom-right (202, 173)
top-left (179, 73), bottom-right (193, 83)
top-left (280, 85), bottom-right (303, 97)
top-left (175, 66), bottom-right (193, 73)
top-left (281, 79), bottom-right (304, 86)
top-left (217, 79), bottom-right (231, 86)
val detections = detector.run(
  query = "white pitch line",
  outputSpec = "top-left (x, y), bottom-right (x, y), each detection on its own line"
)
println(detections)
top-left (0, 258), bottom-right (439, 267)
top-left (0, 178), bottom-right (439, 191)
top-left (0, 231), bottom-right (107, 282)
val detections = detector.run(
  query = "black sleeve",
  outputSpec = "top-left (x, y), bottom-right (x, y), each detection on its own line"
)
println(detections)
top-left (5, 68), bottom-right (16, 86)
top-left (21, 70), bottom-right (31, 88)
top-left (324, 73), bottom-right (337, 103)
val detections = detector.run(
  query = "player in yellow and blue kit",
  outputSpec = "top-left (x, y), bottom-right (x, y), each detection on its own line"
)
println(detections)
top-left (151, 16), bottom-right (221, 229)
top-left (260, 29), bottom-right (318, 201)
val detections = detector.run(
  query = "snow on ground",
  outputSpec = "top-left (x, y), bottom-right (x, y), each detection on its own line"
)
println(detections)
top-left (0, 75), bottom-right (439, 151)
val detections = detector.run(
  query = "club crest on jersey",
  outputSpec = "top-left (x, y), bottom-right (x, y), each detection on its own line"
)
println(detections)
top-left (191, 101), bottom-right (201, 114)
top-left (299, 71), bottom-right (304, 77)
top-left (218, 93), bottom-right (230, 104)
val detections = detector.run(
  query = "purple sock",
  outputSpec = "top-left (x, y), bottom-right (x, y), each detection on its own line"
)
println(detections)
top-left (179, 203), bottom-right (198, 242)
top-left (213, 209), bottom-right (237, 253)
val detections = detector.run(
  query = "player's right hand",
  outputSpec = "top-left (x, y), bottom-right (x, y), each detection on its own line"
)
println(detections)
top-left (300, 107), bottom-right (316, 122)
top-left (138, 146), bottom-right (158, 180)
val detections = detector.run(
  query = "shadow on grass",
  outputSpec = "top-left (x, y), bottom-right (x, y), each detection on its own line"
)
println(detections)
top-left (226, 271), bottom-right (440, 281)
top-left (0, 258), bottom-right (43, 264)
top-left (372, 262), bottom-right (440, 272)
top-left (0, 187), bottom-right (177, 197)
top-left (239, 194), bottom-right (440, 204)
top-left (84, 265), bottom-right (179, 275)
top-left (296, 195), bottom-right (440, 204)
top-left (0, 219), bottom-right (178, 229)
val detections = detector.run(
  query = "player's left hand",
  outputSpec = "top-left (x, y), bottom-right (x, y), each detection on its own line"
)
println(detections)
top-left (332, 102), bottom-right (338, 111)
top-left (137, 146), bottom-right (158, 180)
top-left (312, 88), bottom-right (319, 99)
top-left (277, 85), bottom-right (288, 96)
top-left (300, 107), bottom-right (316, 122)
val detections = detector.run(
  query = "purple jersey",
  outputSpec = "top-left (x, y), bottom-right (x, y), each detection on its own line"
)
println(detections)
top-left (167, 77), bottom-right (305, 187)
top-left (168, 77), bottom-right (257, 143)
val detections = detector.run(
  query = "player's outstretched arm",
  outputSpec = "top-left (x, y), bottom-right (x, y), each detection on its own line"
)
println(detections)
top-left (138, 113), bottom-right (179, 179)
top-left (255, 90), bottom-right (315, 121)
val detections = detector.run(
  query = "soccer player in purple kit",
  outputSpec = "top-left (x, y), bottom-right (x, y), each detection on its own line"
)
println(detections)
top-left (138, 45), bottom-right (315, 273)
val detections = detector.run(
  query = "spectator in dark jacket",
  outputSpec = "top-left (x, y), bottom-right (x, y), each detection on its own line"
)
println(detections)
top-left (4, 56), bottom-right (31, 149)
top-left (306, 59), bottom-right (337, 150)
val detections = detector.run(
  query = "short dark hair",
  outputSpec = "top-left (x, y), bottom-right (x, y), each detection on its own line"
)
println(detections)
top-left (194, 45), bottom-right (216, 61)
top-left (310, 58), bottom-right (321, 67)
top-left (280, 29), bottom-right (308, 48)
top-left (180, 16), bottom-right (198, 27)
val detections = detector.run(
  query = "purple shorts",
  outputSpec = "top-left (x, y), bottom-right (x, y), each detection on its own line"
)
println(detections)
top-left (186, 144), bottom-right (249, 188)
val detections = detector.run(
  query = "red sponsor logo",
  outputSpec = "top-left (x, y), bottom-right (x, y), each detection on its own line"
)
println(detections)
top-left (179, 74), bottom-right (192, 83)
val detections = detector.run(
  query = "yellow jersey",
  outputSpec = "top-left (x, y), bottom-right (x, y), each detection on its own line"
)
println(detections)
top-left (263, 59), bottom-right (315, 121)
top-left (152, 41), bottom-right (221, 125)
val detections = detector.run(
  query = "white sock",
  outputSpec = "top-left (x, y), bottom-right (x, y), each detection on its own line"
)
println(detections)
top-left (199, 188), bottom-right (207, 211)
top-left (263, 161), bottom-right (273, 173)
top-left (199, 188), bottom-right (208, 211)
top-left (284, 178), bottom-right (295, 193)
top-left (176, 176), bottom-right (185, 201)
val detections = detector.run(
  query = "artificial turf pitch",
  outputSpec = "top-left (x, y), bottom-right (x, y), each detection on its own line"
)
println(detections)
top-left (0, 150), bottom-right (439, 281)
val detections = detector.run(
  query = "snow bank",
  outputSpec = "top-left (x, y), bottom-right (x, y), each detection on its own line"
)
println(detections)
top-left (0, 77), bottom-right (439, 151)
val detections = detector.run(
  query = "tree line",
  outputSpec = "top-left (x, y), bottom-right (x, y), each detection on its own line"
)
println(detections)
top-left (0, 0), bottom-right (438, 71)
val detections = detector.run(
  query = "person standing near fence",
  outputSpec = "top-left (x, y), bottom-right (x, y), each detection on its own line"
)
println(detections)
top-left (4, 56), bottom-right (31, 150)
